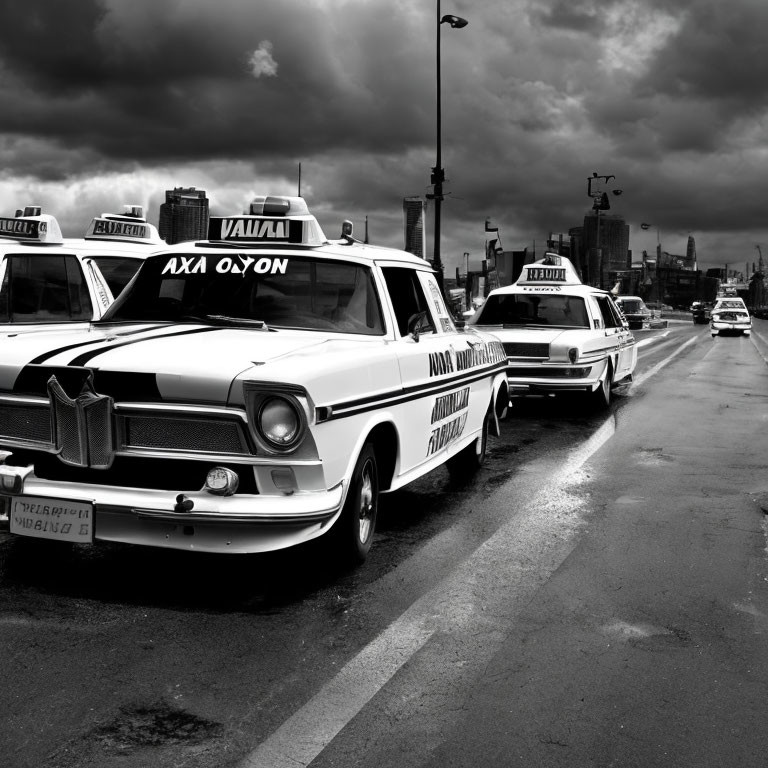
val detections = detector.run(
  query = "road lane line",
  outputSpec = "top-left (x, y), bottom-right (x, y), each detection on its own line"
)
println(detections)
top-left (238, 418), bottom-right (616, 768)
top-left (633, 335), bottom-right (699, 387)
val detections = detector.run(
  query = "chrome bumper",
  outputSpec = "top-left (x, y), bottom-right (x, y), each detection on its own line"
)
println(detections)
top-left (0, 464), bottom-right (344, 554)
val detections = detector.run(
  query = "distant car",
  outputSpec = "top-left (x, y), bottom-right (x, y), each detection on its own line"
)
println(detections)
top-left (614, 295), bottom-right (651, 329)
top-left (690, 301), bottom-right (711, 324)
top-left (469, 253), bottom-right (636, 409)
top-left (0, 204), bottom-right (164, 336)
top-left (710, 297), bottom-right (751, 337)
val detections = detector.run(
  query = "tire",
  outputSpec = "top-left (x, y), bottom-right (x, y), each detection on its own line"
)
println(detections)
top-left (332, 441), bottom-right (378, 564)
top-left (588, 361), bottom-right (612, 410)
top-left (447, 404), bottom-right (490, 482)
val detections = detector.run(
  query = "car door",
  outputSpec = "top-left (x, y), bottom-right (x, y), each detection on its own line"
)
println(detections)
top-left (380, 266), bottom-right (490, 479)
top-left (594, 294), bottom-right (635, 380)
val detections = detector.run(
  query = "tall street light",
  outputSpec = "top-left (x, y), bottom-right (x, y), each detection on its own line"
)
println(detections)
top-left (428, 3), bottom-right (468, 291)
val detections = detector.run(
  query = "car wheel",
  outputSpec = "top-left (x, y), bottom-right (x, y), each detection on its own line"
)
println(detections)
top-left (589, 362), bottom-right (612, 410)
top-left (332, 441), bottom-right (378, 564)
top-left (447, 403), bottom-right (490, 482)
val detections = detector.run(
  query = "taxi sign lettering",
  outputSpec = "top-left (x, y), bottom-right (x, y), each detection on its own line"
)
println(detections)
top-left (208, 216), bottom-right (303, 243)
top-left (162, 255), bottom-right (288, 276)
top-left (0, 217), bottom-right (43, 239)
top-left (92, 218), bottom-right (150, 239)
top-left (220, 218), bottom-right (288, 240)
top-left (525, 267), bottom-right (566, 281)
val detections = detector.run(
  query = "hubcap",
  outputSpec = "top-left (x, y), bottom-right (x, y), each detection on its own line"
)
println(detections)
top-left (357, 461), bottom-right (374, 543)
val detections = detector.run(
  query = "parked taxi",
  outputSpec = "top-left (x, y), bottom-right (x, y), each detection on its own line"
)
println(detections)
top-left (0, 204), bottom-right (164, 335)
top-left (710, 296), bottom-right (752, 337)
top-left (0, 196), bottom-right (508, 562)
top-left (468, 254), bottom-right (636, 408)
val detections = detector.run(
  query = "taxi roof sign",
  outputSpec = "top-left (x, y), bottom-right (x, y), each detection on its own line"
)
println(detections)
top-left (0, 209), bottom-right (63, 244)
top-left (85, 205), bottom-right (165, 245)
top-left (207, 195), bottom-right (327, 247)
top-left (515, 253), bottom-right (583, 286)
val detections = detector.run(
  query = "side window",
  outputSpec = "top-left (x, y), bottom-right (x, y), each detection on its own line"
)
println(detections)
top-left (2, 254), bottom-right (93, 322)
top-left (595, 295), bottom-right (621, 329)
top-left (91, 256), bottom-right (141, 297)
top-left (381, 267), bottom-right (436, 337)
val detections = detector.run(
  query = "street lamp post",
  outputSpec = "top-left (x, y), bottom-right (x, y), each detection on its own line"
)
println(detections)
top-left (429, 2), bottom-right (467, 291)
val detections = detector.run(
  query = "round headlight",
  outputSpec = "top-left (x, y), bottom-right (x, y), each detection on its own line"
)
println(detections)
top-left (259, 396), bottom-right (303, 449)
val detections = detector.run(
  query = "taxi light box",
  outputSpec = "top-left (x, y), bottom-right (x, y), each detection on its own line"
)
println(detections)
top-left (0, 217), bottom-right (45, 239)
top-left (525, 267), bottom-right (566, 282)
top-left (91, 218), bottom-right (150, 239)
top-left (208, 216), bottom-right (304, 243)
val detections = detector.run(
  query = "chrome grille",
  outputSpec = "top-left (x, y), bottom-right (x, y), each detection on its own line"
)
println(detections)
top-left (122, 415), bottom-right (249, 455)
top-left (0, 403), bottom-right (51, 445)
top-left (48, 375), bottom-right (114, 469)
top-left (502, 342), bottom-right (549, 358)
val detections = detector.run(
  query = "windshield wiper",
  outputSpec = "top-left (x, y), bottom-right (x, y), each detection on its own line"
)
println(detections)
top-left (180, 314), bottom-right (268, 329)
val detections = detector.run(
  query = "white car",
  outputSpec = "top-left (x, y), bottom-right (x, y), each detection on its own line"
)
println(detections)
top-left (0, 195), bottom-right (508, 562)
top-left (0, 204), bottom-right (164, 335)
top-left (469, 254), bottom-right (636, 408)
top-left (710, 297), bottom-right (751, 337)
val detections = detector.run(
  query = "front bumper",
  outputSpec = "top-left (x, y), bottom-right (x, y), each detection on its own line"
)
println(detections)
top-left (0, 464), bottom-right (344, 554)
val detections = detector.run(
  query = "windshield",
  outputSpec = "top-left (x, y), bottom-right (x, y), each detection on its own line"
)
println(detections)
top-left (470, 292), bottom-right (589, 328)
top-left (618, 299), bottom-right (645, 313)
top-left (102, 252), bottom-right (385, 335)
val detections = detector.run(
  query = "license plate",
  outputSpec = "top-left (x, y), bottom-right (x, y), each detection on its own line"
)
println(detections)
top-left (9, 495), bottom-right (94, 543)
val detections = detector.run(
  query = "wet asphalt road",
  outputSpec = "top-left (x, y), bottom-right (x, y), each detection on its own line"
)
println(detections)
top-left (2, 317), bottom-right (768, 767)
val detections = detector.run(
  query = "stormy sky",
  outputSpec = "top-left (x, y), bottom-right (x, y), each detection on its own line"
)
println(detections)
top-left (2, 0), bottom-right (768, 276)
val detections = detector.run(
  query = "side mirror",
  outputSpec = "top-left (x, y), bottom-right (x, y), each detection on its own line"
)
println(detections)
top-left (407, 311), bottom-right (429, 342)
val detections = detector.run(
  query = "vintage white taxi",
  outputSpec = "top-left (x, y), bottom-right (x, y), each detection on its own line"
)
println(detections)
top-left (0, 204), bottom-right (164, 335)
top-left (710, 296), bottom-right (752, 337)
top-left (468, 254), bottom-right (636, 408)
top-left (0, 195), bottom-right (508, 562)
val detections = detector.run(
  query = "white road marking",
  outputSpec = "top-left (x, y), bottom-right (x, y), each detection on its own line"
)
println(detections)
top-left (238, 418), bottom-right (616, 768)
top-left (633, 336), bottom-right (699, 387)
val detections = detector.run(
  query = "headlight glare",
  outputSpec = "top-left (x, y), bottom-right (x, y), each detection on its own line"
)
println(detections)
top-left (259, 396), bottom-right (302, 449)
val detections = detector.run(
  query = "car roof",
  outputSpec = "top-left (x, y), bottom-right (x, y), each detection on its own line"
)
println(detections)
top-left (484, 253), bottom-right (609, 298)
top-left (149, 195), bottom-right (431, 269)
top-left (0, 204), bottom-right (165, 256)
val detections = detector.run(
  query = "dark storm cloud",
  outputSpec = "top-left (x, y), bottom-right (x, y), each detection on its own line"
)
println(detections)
top-left (640, 0), bottom-right (768, 108)
top-left (0, 0), bottom-right (435, 172)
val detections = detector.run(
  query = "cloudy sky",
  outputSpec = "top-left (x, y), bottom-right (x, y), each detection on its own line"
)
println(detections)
top-left (2, 0), bottom-right (768, 276)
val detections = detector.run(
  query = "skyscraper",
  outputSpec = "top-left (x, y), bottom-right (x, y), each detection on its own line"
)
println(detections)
top-left (159, 187), bottom-right (209, 244)
top-left (403, 197), bottom-right (426, 260)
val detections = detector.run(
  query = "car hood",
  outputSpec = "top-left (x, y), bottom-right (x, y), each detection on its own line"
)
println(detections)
top-left (0, 323), bottom-right (391, 404)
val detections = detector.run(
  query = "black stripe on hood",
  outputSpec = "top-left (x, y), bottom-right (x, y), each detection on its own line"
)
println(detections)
top-left (14, 366), bottom-right (162, 401)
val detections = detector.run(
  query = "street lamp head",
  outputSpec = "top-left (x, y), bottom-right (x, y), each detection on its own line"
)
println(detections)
top-left (441, 14), bottom-right (468, 28)
top-left (612, 189), bottom-right (623, 196)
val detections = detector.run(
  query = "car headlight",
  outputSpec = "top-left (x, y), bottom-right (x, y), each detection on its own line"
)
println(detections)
top-left (258, 395), bottom-right (305, 451)
top-left (243, 382), bottom-right (312, 454)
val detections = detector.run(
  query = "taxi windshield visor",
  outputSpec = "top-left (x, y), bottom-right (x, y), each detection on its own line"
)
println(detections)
top-left (472, 293), bottom-right (589, 329)
top-left (102, 253), bottom-right (385, 335)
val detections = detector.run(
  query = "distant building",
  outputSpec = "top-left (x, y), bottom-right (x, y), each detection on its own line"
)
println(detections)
top-left (580, 212), bottom-right (630, 289)
top-left (402, 197), bottom-right (426, 259)
top-left (159, 187), bottom-right (209, 244)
